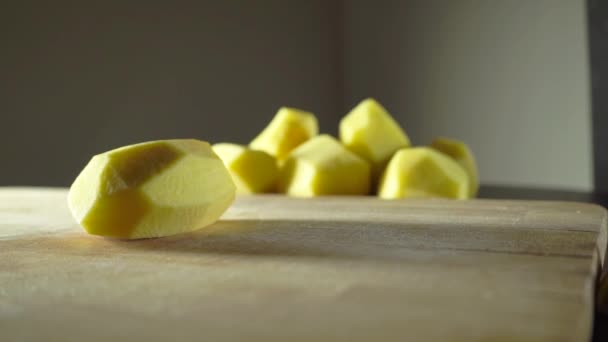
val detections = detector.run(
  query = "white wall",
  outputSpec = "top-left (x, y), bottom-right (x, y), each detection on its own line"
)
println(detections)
top-left (344, 0), bottom-right (592, 191)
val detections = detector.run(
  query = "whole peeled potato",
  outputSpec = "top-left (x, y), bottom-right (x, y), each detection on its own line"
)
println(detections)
top-left (68, 139), bottom-right (236, 239)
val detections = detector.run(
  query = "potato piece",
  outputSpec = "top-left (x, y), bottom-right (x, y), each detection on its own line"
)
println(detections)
top-left (213, 143), bottom-right (278, 194)
top-left (279, 135), bottom-right (371, 197)
top-left (250, 107), bottom-right (318, 160)
top-left (68, 139), bottom-right (236, 239)
top-left (339, 98), bottom-right (411, 180)
top-left (431, 137), bottom-right (479, 197)
top-left (378, 147), bottom-right (469, 199)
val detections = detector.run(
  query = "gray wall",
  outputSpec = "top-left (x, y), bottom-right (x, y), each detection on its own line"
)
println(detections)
top-left (0, 1), bottom-right (594, 191)
top-left (0, 1), bottom-right (341, 186)
top-left (344, 0), bottom-right (593, 191)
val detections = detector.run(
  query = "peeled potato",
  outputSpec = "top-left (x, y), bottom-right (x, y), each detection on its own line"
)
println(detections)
top-left (431, 137), bottom-right (479, 197)
top-left (213, 143), bottom-right (278, 194)
top-left (340, 98), bottom-right (411, 180)
top-left (279, 135), bottom-right (371, 197)
top-left (250, 107), bottom-right (318, 160)
top-left (68, 139), bottom-right (236, 239)
top-left (378, 147), bottom-right (469, 199)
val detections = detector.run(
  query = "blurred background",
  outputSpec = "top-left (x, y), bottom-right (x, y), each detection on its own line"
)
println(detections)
top-left (0, 0), bottom-right (604, 192)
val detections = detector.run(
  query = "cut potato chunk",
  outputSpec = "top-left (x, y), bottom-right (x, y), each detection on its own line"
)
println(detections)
top-left (250, 107), bottom-right (318, 160)
top-left (213, 143), bottom-right (279, 194)
top-left (378, 147), bottom-right (469, 199)
top-left (68, 139), bottom-right (236, 239)
top-left (339, 98), bottom-right (411, 180)
top-left (431, 137), bottom-right (479, 197)
top-left (279, 135), bottom-right (371, 197)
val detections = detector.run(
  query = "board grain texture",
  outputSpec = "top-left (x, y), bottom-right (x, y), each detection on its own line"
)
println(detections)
top-left (0, 187), bottom-right (606, 342)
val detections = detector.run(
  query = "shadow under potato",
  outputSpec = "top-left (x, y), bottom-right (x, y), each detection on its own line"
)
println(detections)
top-left (98, 218), bottom-right (594, 261)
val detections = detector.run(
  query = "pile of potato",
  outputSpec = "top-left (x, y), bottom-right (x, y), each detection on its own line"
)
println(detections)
top-left (67, 98), bottom-right (478, 238)
top-left (213, 98), bottom-right (478, 200)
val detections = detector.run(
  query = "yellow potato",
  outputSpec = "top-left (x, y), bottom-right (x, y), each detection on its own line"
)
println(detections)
top-left (68, 140), bottom-right (235, 239)
top-left (213, 143), bottom-right (279, 194)
top-left (340, 98), bottom-right (411, 180)
top-left (250, 107), bottom-right (318, 160)
top-left (378, 147), bottom-right (469, 199)
top-left (431, 137), bottom-right (479, 197)
top-left (279, 135), bottom-right (371, 197)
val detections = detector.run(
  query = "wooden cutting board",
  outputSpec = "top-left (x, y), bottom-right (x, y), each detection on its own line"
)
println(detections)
top-left (1, 187), bottom-right (606, 342)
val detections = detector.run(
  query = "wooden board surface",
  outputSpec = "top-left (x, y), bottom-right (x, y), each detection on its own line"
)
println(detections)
top-left (0, 187), bottom-right (606, 342)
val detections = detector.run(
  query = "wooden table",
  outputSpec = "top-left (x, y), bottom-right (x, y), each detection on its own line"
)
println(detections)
top-left (1, 187), bottom-right (606, 341)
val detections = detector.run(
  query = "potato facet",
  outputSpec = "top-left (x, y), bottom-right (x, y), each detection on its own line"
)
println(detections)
top-left (431, 137), bottom-right (479, 197)
top-left (378, 147), bottom-right (469, 199)
top-left (279, 135), bottom-right (371, 197)
top-left (213, 143), bottom-right (279, 194)
top-left (68, 139), bottom-right (236, 239)
top-left (339, 98), bottom-right (411, 180)
top-left (250, 107), bottom-right (318, 160)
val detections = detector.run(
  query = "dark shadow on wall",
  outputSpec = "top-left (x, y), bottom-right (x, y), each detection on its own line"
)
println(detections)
top-left (0, 1), bottom-right (342, 186)
top-left (589, 0), bottom-right (608, 193)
